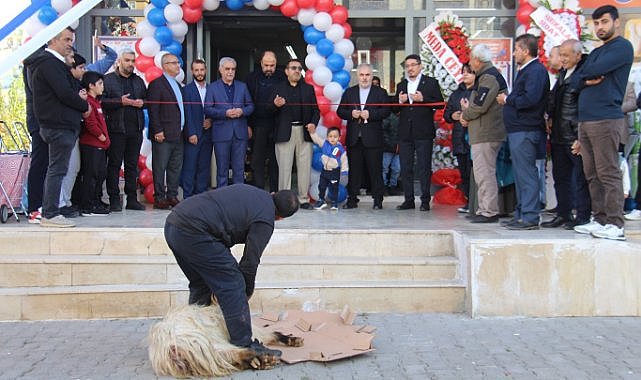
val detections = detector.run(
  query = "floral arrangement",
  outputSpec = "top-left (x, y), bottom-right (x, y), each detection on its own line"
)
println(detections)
top-left (420, 11), bottom-right (471, 99)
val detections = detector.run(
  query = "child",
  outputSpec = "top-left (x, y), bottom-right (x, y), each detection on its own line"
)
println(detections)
top-left (308, 126), bottom-right (349, 210)
top-left (79, 71), bottom-right (111, 216)
top-left (382, 108), bottom-right (401, 196)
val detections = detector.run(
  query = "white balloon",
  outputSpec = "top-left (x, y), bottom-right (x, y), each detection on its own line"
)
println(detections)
top-left (175, 34), bottom-right (186, 43)
top-left (168, 20), bottom-right (188, 38)
top-left (312, 12), bottom-right (332, 32)
top-left (176, 68), bottom-right (185, 83)
top-left (146, 154), bottom-right (153, 171)
top-left (139, 37), bottom-right (161, 57)
top-left (315, 125), bottom-right (327, 139)
top-left (169, 0), bottom-right (185, 4)
top-left (343, 57), bottom-right (354, 71)
top-left (312, 66), bottom-right (333, 86)
top-left (253, 0), bottom-right (270, 10)
top-left (268, 0), bottom-right (284, 5)
top-left (203, 0), bottom-right (221, 11)
top-left (306, 44), bottom-right (316, 55)
top-left (515, 24), bottom-right (527, 37)
top-left (528, 27), bottom-right (541, 37)
top-left (330, 103), bottom-right (338, 112)
top-left (51, 0), bottom-right (73, 14)
top-left (69, 19), bottom-right (79, 30)
top-left (297, 8), bottom-right (317, 26)
top-left (325, 24), bottom-right (345, 43)
top-left (136, 20), bottom-right (156, 38)
top-left (334, 39), bottom-right (354, 56)
top-left (528, 0), bottom-right (541, 7)
top-left (323, 82), bottom-right (343, 102)
top-left (23, 14), bottom-right (46, 36)
top-left (305, 52), bottom-right (326, 71)
top-left (154, 50), bottom-right (170, 69)
top-left (164, 3), bottom-right (183, 24)
top-left (140, 138), bottom-right (152, 157)
top-left (144, 4), bottom-right (155, 18)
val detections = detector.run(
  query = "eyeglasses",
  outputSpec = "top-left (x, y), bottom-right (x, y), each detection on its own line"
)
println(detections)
top-left (288, 66), bottom-right (303, 71)
top-left (163, 61), bottom-right (180, 65)
top-left (405, 62), bottom-right (420, 69)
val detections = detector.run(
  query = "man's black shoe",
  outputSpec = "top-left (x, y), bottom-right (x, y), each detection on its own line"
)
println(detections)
top-left (541, 216), bottom-right (568, 228)
top-left (372, 201), bottom-right (383, 210)
top-left (125, 198), bottom-right (146, 211)
top-left (396, 201), bottom-right (415, 210)
top-left (505, 221), bottom-right (540, 230)
top-left (342, 201), bottom-right (358, 209)
top-left (299, 202), bottom-right (313, 210)
top-left (500, 218), bottom-right (519, 227)
top-left (60, 205), bottom-right (79, 218)
top-left (419, 202), bottom-right (430, 211)
top-left (469, 214), bottom-right (499, 223)
top-left (564, 218), bottom-right (589, 230)
top-left (247, 339), bottom-right (282, 357)
top-left (109, 198), bottom-right (122, 212)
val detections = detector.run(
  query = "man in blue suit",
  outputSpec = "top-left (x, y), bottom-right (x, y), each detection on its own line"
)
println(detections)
top-left (204, 57), bottom-right (255, 187)
top-left (181, 59), bottom-right (213, 198)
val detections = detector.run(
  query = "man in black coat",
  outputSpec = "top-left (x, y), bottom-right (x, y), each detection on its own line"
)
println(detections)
top-left (102, 49), bottom-right (147, 211)
top-left (395, 54), bottom-right (444, 211)
top-left (30, 28), bottom-right (89, 227)
top-left (337, 63), bottom-right (391, 209)
top-left (269, 59), bottom-right (320, 209)
top-left (164, 184), bottom-right (299, 353)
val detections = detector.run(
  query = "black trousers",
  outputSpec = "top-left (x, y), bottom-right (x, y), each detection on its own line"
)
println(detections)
top-left (27, 129), bottom-right (48, 213)
top-left (346, 138), bottom-right (384, 202)
top-left (79, 144), bottom-right (107, 209)
top-left (399, 138), bottom-right (433, 204)
top-left (106, 131), bottom-right (143, 200)
top-left (319, 168), bottom-right (340, 201)
top-left (455, 153), bottom-right (471, 201)
top-left (551, 143), bottom-right (591, 221)
top-left (250, 126), bottom-right (279, 193)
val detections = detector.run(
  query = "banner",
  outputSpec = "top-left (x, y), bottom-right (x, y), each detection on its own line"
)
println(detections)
top-left (530, 7), bottom-right (578, 46)
top-left (418, 23), bottom-right (463, 83)
top-left (580, 0), bottom-right (641, 9)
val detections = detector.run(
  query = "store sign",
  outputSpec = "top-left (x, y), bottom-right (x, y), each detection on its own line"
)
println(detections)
top-left (580, 0), bottom-right (641, 9)
top-left (530, 7), bottom-right (578, 46)
top-left (419, 23), bottom-right (463, 83)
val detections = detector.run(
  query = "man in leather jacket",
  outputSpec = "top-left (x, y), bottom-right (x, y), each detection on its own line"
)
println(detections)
top-left (542, 39), bottom-right (591, 230)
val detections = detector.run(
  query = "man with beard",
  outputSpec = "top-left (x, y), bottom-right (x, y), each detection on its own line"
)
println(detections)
top-left (246, 51), bottom-right (285, 192)
top-left (181, 59), bottom-right (213, 198)
top-left (102, 49), bottom-right (147, 211)
top-left (571, 4), bottom-right (633, 241)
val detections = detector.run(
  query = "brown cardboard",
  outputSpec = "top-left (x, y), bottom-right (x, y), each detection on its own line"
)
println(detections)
top-left (255, 308), bottom-right (376, 364)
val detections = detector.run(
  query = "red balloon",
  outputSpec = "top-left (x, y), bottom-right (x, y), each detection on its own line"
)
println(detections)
top-left (184, 0), bottom-right (204, 8)
top-left (145, 66), bottom-right (163, 83)
top-left (317, 95), bottom-right (331, 116)
top-left (342, 22), bottom-right (352, 39)
top-left (144, 184), bottom-right (155, 204)
top-left (304, 71), bottom-right (315, 85)
top-left (72, 0), bottom-right (80, 4)
top-left (182, 4), bottom-right (203, 24)
top-left (135, 55), bottom-right (154, 73)
top-left (119, 168), bottom-right (124, 178)
top-left (134, 39), bottom-right (142, 55)
top-left (315, 0), bottom-right (334, 12)
top-left (322, 111), bottom-right (341, 128)
top-left (280, 0), bottom-right (299, 18)
top-left (297, 0), bottom-right (315, 8)
top-left (270, 5), bottom-right (281, 11)
top-left (137, 155), bottom-right (147, 170)
top-left (516, 3), bottom-right (535, 25)
top-left (139, 168), bottom-right (153, 187)
top-left (330, 5), bottom-right (348, 25)
top-left (313, 83), bottom-right (324, 97)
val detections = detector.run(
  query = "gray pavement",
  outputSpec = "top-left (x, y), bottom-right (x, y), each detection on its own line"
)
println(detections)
top-left (1, 313), bottom-right (640, 379)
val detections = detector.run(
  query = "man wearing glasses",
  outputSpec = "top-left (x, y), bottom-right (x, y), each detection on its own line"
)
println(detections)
top-left (147, 53), bottom-right (185, 210)
top-left (395, 54), bottom-right (444, 211)
top-left (269, 59), bottom-right (320, 209)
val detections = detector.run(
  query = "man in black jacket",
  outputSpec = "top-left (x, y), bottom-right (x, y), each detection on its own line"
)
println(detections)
top-left (30, 28), bottom-right (89, 228)
top-left (542, 39), bottom-right (591, 230)
top-left (337, 63), bottom-right (391, 209)
top-left (102, 49), bottom-right (147, 211)
top-left (269, 59), bottom-right (320, 209)
top-left (395, 54), bottom-right (444, 211)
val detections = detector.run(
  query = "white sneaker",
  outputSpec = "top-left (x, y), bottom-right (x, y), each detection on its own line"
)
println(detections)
top-left (573, 220), bottom-right (603, 235)
top-left (624, 209), bottom-right (641, 221)
top-left (40, 215), bottom-right (75, 228)
top-left (591, 224), bottom-right (626, 241)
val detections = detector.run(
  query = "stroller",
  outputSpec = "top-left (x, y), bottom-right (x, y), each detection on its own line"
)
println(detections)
top-left (0, 121), bottom-right (30, 223)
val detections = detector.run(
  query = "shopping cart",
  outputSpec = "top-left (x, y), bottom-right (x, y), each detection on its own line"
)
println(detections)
top-left (0, 120), bottom-right (30, 223)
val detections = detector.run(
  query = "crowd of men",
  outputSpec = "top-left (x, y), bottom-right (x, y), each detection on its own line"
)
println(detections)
top-left (22, 4), bottom-right (639, 241)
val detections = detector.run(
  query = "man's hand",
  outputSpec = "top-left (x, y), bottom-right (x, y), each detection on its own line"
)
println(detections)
top-left (460, 117), bottom-right (469, 127)
top-left (78, 89), bottom-right (88, 100)
top-left (121, 93), bottom-right (134, 106)
top-left (93, 36), bottom-right (105, 50)
top-left (360, 109), bottom-right (369, 121)
top-left (203, 118), bottom-right (211, 130)
top-left (451, 111), bottom-right (462, 121)
top-left (242, 271), bottom-right (255, 299)
top-left (585, 76), bottom-right (604, 86)
top-left (98, 134), bottom-right (107, 142)
top-left (307, 124), bottom-right (316, 134)
top-left (496, 93), bottom-right (507, 105)
top-left (188, 135), bottom-right (198, 145)
top-left (460, 98), bottom-right (469, 110)
top-left (248, 126), bottom-right (252, 140)
top-left (154, 131), bottom-right (165, 143)
top-left (571, 140), bottom-right (581, 155)
top-left (545, 119), bottom-right (552, 135)
top-left (351, 109), bottom-right (362, 119)
top-left (398, 91), bottom-right (408, 103)
top-left (410, 91), bottom-right (423, 102)
top-left (274, 95), bottom-right (286, 107)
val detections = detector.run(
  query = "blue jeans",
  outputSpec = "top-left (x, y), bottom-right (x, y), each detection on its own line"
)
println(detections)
top-left (508, 130), bottom-right (543, 224)
top-left (39, 128), bottom-right (78, 219)
top-left (382, 152), bottom-right (400, 187)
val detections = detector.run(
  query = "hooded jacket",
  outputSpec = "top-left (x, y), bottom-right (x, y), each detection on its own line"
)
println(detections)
top-left (29, 50), bottom-right (88, 131)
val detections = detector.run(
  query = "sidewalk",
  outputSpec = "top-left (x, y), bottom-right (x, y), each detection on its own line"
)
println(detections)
top-left (1, 313), bottom-right (640, 379)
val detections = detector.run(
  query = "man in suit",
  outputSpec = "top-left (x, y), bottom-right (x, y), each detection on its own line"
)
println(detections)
top-left (269, 59), bottom-right (320, 209)
top-left (204, 57), bottom-right (254, 188)
top-left (497, 34), bottom-right (549, 230)
top-left (246, 51), bottom-right (285, 192)
top-left (181, 59), bottom-right (213, 198)
top-left (147, 53), bottom-right (185, 210)
top-left (395, 54), bottom-right (444, 211)
top-left (337, 63), bottom-right (391, 209)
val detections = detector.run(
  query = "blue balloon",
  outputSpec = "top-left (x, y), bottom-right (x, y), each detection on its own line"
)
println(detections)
top-left (303, 27), bottom-right (325, 45)
top-left (333, 70), bottom-right (351, 88)
top-left (226, 0), bottom-right (244, 10)
top-left (316, 39), bottom-right (334, 57)
top-left (150, 0), bottom-right (169, 8)
top-left (326, 53), bottom-right (345, 72)
top-left (163, 40), bottom-right (183, 57)
top-left (301, 24), bottom-right (310, 32)
top-left (327, 184), bottom-right (348, 202)
top-left (147, 8), bottom-right (167, 27)
top-left (154, 26), bottom-right (174, 46)
top-left (38, 6), bottom-right (58, 25)
top-left (312, 151), bottom-right (323, 172)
